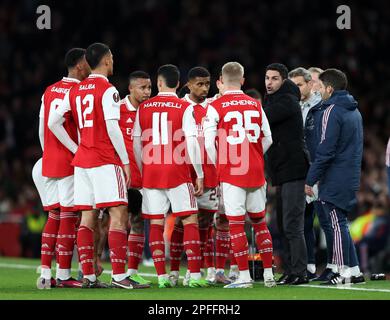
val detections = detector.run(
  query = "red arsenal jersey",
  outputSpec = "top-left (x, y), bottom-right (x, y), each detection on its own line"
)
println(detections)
top-left (63, 74), bottom-right (122, 168)
top-left (133, 92), bottom-right (196, 189)
top-left (119, 96), bottom-right (142, 189)
top-left (204, 90), bottom-right (266, 188)
top-left (40, 77), bottom-right (79, 178)
top-left (183, 94), bottom-right (218, 188)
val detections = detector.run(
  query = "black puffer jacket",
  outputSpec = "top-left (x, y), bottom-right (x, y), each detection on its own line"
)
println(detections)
top-left (263, 79), bottom-right (309, 186)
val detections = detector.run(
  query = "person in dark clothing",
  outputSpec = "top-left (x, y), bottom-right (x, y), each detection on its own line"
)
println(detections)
top-left (303, 99), bottom-right (338, 282)
top-left (263, 63), bottom-right (309, 285)
top-left (289, 67), bottom-right (322, 279)
top-left (305, 68), bottom-right (365, 285)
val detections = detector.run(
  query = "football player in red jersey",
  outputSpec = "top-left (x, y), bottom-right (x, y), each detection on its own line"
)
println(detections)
top-left (49, 43), bottom-right (149, 289)
top-left (36, 48), bottom-right (90, 289)
top-left (133, 64), bottom-right (208, 288)
top-left (118, 70), bottom-right (152, 285)
top-left (169, 67), bottom-right (231, 286)
top-left (204, 62), bottom-right (276, 288)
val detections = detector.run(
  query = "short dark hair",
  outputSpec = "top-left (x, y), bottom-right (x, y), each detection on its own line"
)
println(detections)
top-left (157, 64), bottom-right (180, 88)
top-left (188, 67), bottom-right (210, 80)
top-left (265, 63), bottom-right (289, 80)
top-left (129, 70), bottom-right (150, 84)
top-left (65, 48), bottom-right (86, 69)
top-left (86, 42), bottom-right (110, 70)
top-left (245, 88), bottom-right (262, 101)
top-left (178, 85), bottom-right (190, 98)
top-left (319, 68), bottom-right (348, 91)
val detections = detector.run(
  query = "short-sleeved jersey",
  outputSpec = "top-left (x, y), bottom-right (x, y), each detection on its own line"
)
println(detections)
top-left (119, 96), bottom-right (142, 189)
top-left (40, 77), bottom-right (79, 178)
top-left (133, 92), bottom-right (196, 189)
top-left (183, 94), bottom-right (218, 188)
top-left (61, 74), bottom-right (122, 168)
top-left (204, 90), bottom-right (266, 188)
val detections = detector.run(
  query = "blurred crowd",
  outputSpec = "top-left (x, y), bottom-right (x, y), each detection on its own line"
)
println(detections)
top-left (0, 0), bottom-right (389, 270)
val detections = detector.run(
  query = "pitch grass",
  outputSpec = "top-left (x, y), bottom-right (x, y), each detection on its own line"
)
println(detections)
top-left (0, 257), bottom-right (390, 300)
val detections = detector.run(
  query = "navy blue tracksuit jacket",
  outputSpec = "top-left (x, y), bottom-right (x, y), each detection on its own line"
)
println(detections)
top-left (306, 90), bottom-right (363, 212)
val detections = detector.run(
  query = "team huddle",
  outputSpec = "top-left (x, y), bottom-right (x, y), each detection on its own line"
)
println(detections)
top-left (33, 42), bottom-right (275, 290)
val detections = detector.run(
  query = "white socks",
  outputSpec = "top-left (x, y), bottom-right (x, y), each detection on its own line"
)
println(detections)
top-left (190, 272), bottom-right (201, 280)
top-left (84, 274), bottom-right (97, 282)
top-left (170, 271), bottom-right (179, 278)
top-left (327, 263), bottom-right (338, 273)
top-left (263, 268), bottom-right (274, 279)
top-left (238, 269), bottom-right (252, 282)
top-left (112, 273), bottom-right (127, 282)
top-left (350, 266), bottom-right (361, 277)
top-left (127, 268), bottom-right (138, 276)
top-left (57, 268), bottom-right (71, 281)
top-left (41, 266), bottom-right (52, 280)
top-left (307, 264), bottom-right (316, 274)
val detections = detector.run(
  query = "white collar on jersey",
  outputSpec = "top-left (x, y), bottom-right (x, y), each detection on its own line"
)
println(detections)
top-left (183, 94), bottom-right (208, 108)
top-left (123, 95), bottom-right (137, 112)
top-left (223, 90), bottom-right (243, 95)
top-left (88, 73), bottom-right (109, 81)
top-left (157, 92), bottom-right (177, 97)
top-left (62, 77), bottom-right (80, 83)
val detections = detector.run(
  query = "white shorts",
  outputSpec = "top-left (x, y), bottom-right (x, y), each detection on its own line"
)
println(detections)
top-left (220, 182), bottom-right (267, 220)
top-left (142, 182), bottom-right (198, 219)
top-left (32, 158), bottom-right (48, 208)
top-left (74, 164), bottom-right (128, 210)
top-left (43, 175), bottom-right (75, 211)
top-left (197, 187), bottom-right (219, 213)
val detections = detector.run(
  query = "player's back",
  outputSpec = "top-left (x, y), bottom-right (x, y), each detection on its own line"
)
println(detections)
top-left (42, 77), bottom-right (79, 178)
top-left (69, 74), bottom-right (122, 168)
top-left (209, 90), bottom-right (265, 188)
top-left (137, 92), bottom-right (193, 189)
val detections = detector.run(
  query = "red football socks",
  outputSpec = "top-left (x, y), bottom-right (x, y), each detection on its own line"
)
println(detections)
top-left (149, 224), bottom-right (166, 275)
top-left (128, 233), bottom-right (144, 270)
top-left (252, 219), bottom-right (273, 268)
top-left (198, 225), bottom-right (209, 268)
top-left (228, 218), bottom-right (249, 271)
top-left (77, 225), bottom-right (95, 276)
top-left (204, 225), bottom-right (215, 268)
top-left (57, 211), bottom-right (78, 270)
top-left (108, 229), bottom-right (128, 276)
top-left (169, 225), bottom-right (184, 272)
top-left (40, 210), bottom-right (60, 269)
top-left (216, 229), bottom-right (230, 269)
top-left (183, 223), bottom-right (201, 273)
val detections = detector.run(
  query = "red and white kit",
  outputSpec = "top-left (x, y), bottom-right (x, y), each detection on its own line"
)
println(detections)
top-left (55, 74), bottom-right (128, 209)
top-left (133, 91), bottom-right (204, 278)
top-left (133, 92), bottom-right (199, 219)
top-left (40, 77), bottom-right (79, 211)
top-left (204, 90), bottom-right (270, 219)
top-left (119, 96), bottom-right (142, 189)
top-left (204, 89), bottom-right (274, 275)
top-left (183, 94), bottom-right (219, 214)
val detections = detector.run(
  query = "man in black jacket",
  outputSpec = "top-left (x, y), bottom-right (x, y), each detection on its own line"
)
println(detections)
top-left (263, 63), bottom-right (309, 285)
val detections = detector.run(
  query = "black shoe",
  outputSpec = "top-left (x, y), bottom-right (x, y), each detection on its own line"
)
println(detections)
top-left (307, 271), bottom-right (317, 281)
top-left (290, 275), bottom-right (309, 285)
top-left (351, 274), bottom-right (365, 284)
top-left (312, 268), bottom-right (336, 282)
top-left (277, 274), bottom-right (295, 285)
top-left (320, 273), bottom-right (350, 285)
top-left (81, 278), bottom-right (110, 289)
